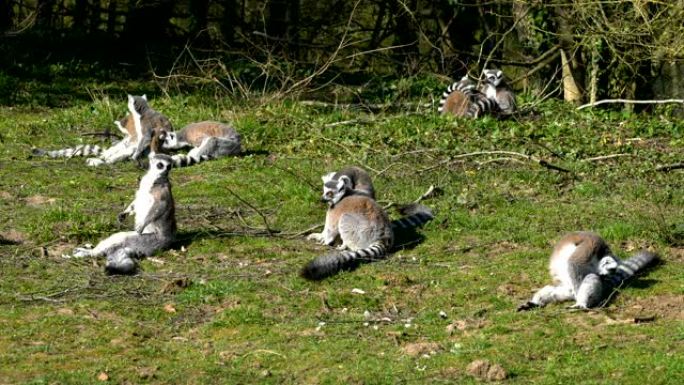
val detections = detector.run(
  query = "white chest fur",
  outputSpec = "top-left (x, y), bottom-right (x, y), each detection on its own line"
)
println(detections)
top-left (484, 85), bottom-right (497, 100)
top-left (549, 242), bottom-right (577, 288)
top-left (134, 174), bottom-right (156, 233)
top-left (131, 110), bottom-right (143, 144)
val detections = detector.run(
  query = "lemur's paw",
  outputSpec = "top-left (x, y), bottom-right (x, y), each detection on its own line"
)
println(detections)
top-left (517, 301), bottom-right (538, 312)
top-left (86, 158), bottom-right (104, 167)
top-left (306, 233), bottom-right (324, 242)
top-left (598, 256), bottom-right (619, 275)
top-left (336, 244), bottom-right (348, 251)
top-left (71, 247), bottom-right (93, 258)
top-left (567, 303), bottom-right (589, 311)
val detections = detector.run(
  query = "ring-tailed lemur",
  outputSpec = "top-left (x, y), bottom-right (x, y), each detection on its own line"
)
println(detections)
top-left (31, 114), bottom-right (136, 160)
top-left (321, 166), bottom-right (375, 204)
top-left (161, 121), bottom-right (242, 168)
top-left (438, 75), bottom-right (498, 118)
top-left (480, 69), bottom-right (516, 116)
top-left (32, 95), bottom-right (173, 167)
top-left (302, 175), bottom-right (434, 280)
top-left (127, 94), bottom-right (174, 162)
top-left (518, 231), bottom-right (657, 310)
top-left (68, 154), bottom-right (177, 274)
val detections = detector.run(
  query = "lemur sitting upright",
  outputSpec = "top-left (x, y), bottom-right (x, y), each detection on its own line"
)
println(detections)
top-left (321, 166), bottom-right (375, 204)
top-left (303, 171), bottom-right (434, 280)
top-left (127, 94), bottom-right (174, 162)
top-left (32, 95), bottom-right (173, 167)
top-left (161, 121), bottom-right (242, 167)
top-left (518, 232), bottom-right (657, 310)
top-left (68, 154), bottom-right (177, 274)
top-left (480, 69), bottom-right (516, 116)
top-left (438, 74), bottom-right (498, 118)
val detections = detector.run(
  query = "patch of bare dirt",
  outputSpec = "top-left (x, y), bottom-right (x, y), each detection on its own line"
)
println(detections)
top-left (0, 191), bottom-right (12, 199)
top-left (466, 359), bottom-right (508, 381)
top-left (622, 294), bottom-right (684, 321)
top-left (46, 242), bottom-right (76, 258)
top-left (400, 341), bottom-right (440, 357)
top-left (446, 318), bottom-right (490, 336)
top-left (667, 247), bottom-right (684, 263)
top-left (23, 195), bottom-right (56, 206)
top-left (0, 230), bottom-right (27, 244)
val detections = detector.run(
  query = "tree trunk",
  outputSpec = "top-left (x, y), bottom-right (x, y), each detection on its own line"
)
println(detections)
top-left (36, 0), bottom-right (56, 28)
top-left (560, 49), bottom-right (582, 104)
top-left (221, 0), bottom-right (237, 45)
top-left (0, 0), bottom-right (13, 32)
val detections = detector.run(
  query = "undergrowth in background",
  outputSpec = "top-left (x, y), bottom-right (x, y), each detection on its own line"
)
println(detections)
top-left (0, 73), bottom-right (682, 384)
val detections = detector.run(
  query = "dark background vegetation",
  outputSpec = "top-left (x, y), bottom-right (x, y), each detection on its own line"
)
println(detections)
top-left (2, 0), bottom-right (684, 107)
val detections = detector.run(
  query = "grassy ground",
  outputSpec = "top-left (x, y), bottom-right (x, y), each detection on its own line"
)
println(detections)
top-left (0, 89), bottom-right (682, 384)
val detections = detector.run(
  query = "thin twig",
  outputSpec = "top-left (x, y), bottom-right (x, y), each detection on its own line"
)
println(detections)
top-left (223, 186), bottom-right (275, 236)
top-left (284, 224), bottom-right (324, 239)
top-left (581, 154), bottom-right (633, 162)
top-left (577, 99), bottom-right (684, 110)
top-left (655, 163), bottom-right (684, 172)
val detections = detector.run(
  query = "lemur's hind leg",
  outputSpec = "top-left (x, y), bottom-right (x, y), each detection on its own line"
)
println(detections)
top-left (338, 214), bottom-right (377, 251)
top-left (187, 137), bottom-right (241, 159)
top-left (105, 247), bottom-right (139, 275)
top-left (571, 274), bottom-right (605, 309)
top-left (72, 231), bottom-right (140, 258)
top-left (518, 284), bottom-right (574, 311)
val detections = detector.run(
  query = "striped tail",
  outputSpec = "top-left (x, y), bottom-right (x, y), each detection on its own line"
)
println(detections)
top-left (438, 82), bottom-right (461, 113)
top-left (391, 203), bottom-right (434, 232)
top-left (603, 251), bottom-right (658, 288)
top-left (301, 241), bottom-right (387, 280)
top-left (170, 153), bottom-right (213, 168)
top-left (32, 144), bottom-right (102, 158)
top-left (467, 92), bottom-right (499, 118)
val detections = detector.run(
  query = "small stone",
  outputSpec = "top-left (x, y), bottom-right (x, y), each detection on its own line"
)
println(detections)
top-left (351, 288), bottom-right (366, 294)
top-left (97, 372), bottom-right (109, 381)
top-left (439, 310), bottom-right (448, 319)
top-left (363, 310), bottom-right (371, 319)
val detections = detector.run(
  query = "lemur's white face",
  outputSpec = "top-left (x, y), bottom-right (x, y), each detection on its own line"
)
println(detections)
top-left (483, 69), bottom-right (503, 86)
top-left (162, 132), bottom-right (181, 149)
top-left (321, 173), bottom-right (350, 206)
top-left (149, 154), bottom-right (173, 175)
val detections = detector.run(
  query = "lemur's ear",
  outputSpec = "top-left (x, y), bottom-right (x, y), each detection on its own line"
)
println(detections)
top-left (496, 70), bottom-right (503, 78)
top-left (339, 175), bottom-right (352, 188)
top-left (142, 94), bottom-right (147, 101)
top-left (321, 172), bottom-right (336, 183)
top-left (127, 94), bottom-right (134, 103)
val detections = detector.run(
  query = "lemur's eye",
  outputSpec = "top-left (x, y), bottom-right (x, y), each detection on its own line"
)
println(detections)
top-left (326, 191), bottom-right (333, 197)
top-left (156, 162), bottom-right (164, 170)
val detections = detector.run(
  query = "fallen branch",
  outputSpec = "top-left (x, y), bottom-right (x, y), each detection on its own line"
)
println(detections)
top-left (577, 99), bottom-right (684, 110)
top-left (655, 163), bottom-right (684, 172)
top-left (224, 187), bottom-right (276, 236)
top-left (581, 154), bottom-right (632, 162)
top-left (413, 185), bottom-right (439, 204)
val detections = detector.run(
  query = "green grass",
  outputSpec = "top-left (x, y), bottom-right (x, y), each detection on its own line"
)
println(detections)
top-left (0, 91), bottom-right (683, 384)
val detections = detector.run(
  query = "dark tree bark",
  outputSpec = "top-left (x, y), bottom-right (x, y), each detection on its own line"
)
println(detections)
top-left (106, 0), bottom-right (118, 34)
top-left (190, 0), bottom-right (209, 35)
top-left (0, 0), bottom-right (13, 32)
top-left (124, 0), bottom-right (174, 41)
top-left (221, 0), bottom-right (238, 45)
top-left (73, 0), bottom-right (89, 31)
top-left (36, 0), bottom-right (57, 28)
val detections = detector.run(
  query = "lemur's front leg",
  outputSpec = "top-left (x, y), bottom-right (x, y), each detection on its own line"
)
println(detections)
top-left (306, 225), bottom-right (338, 246)
top-left (118, 200), bottom-right (135, 223)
